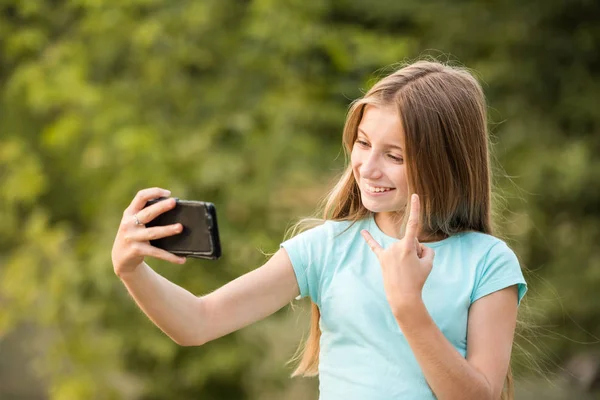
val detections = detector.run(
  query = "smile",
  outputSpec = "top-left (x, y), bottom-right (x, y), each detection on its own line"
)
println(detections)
top-left (364, 184), bottom-right (396, 194)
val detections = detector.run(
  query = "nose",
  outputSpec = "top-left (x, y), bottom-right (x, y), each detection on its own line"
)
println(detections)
top-left (359, 151), bottom-right (383, 180)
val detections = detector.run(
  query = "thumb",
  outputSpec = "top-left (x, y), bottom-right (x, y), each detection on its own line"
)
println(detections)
top-left (361, 229), bottom-right (384, 258)
top-left (416, 240), bottom-right (424, 258)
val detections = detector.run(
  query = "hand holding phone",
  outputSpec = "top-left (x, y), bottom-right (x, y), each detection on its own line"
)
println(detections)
top-left (143, 197), bottom-right (222, 260)
top-left (113, 188), bottom-right (187, 277)
top-left (112, 188), bottom-right (222, 278)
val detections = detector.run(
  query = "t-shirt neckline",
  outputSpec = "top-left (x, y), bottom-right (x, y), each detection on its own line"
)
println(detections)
top-left (368, 213), bottom-right (464, 248)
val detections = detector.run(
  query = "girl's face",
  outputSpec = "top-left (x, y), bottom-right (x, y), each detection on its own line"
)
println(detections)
top-left (351, 105), bottom-right (409, 214)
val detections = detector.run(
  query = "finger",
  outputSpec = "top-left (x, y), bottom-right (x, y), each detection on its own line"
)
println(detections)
top-left (415, 239), bottom-right (423, 258)
top-left (138, 242), bottom-right (187, 264)
top-left (361, 229), bottom-right (384, 257)
top-left (421, 246), bottom-right (435, 264)
top-left (404, 193), bottom-right (421, 240)
top-left (132, 197), bottom-right (177, 226)
top-left (126, 187), bottom-right (172, 215)
top-left (130, 224), bottom-right (183, 242)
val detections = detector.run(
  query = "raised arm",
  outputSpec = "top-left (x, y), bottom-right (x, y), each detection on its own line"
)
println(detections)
top-left (112, 188), bottom-right (299, 346)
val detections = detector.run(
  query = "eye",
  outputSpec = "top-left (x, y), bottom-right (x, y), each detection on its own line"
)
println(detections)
top-left (355, 140), bottom-right (369, 147)
top-left (388, 154), bottom-right (403, 162)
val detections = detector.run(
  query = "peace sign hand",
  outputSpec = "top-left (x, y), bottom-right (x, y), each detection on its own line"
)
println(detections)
top-left (361, 194), bottom-right (435, 316)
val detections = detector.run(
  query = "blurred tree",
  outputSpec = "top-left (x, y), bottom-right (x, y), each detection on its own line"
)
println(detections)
top-left (0, 0), bottom-right (598, 398)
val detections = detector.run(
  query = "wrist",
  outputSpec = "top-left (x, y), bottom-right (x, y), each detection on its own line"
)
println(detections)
top-left (116, 262), bottom-right (147, 282)
top-left (391, 297), bottom-right (426, 322)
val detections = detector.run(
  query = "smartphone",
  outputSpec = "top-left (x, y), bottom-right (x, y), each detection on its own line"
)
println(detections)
top-left (143, 197), bottom-right (222, 260)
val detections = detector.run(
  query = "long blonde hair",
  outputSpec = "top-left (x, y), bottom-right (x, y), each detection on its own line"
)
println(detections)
top-left (286, 60), bottom-right (514, 399)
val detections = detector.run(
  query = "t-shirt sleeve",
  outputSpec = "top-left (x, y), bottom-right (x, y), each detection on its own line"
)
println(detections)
top-left (280, 221), bottom-right (331, 305)
top-left (471, 241), bottom-right (528, 307)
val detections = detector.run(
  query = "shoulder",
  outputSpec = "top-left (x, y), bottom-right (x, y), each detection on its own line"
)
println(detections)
top-left (329, 218), bottom-right (360, 234)
top-left (447, 231), bottom-right (523, 277)
top-left (458, 231), bottom-right (508, 247)
top-left (284, 218), bottom-right (366, 250)
top-left (282, 219), bottom-right (338, 246)
top-left (457, 232), bottom-right (524, 281)
top-left (459, 233), bottom-right (527, 305)
top-left (456, 231), bottom-right (518, 259)
top-left (328, 218), bottom-right (373, 244)
top-left (295, 218), bottom-right (363, 236)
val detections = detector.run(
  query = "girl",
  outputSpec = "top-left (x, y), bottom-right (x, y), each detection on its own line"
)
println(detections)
top-left (112, 60), bottom-right (527, 400)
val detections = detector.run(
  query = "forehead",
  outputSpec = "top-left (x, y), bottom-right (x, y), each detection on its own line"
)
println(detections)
top-left (357, 105), bottom-right (404, 145)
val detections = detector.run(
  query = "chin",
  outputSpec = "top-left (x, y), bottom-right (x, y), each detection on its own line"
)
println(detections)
top-left (365, 206), bottom-right (394, 214)
top-left (361, 197), bottom-right (391, 213)
top-left (361, 196), bottom-right (405, 214)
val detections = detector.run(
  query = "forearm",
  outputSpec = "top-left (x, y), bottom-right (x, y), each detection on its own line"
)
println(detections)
top-left (394, 301), bottom-right (492, 400)
top-left (118, 262), bottom-right (206, 346)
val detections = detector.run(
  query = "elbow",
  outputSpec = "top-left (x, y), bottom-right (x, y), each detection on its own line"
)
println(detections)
top-left (480, 392), bottom-right (494, 400)
top-left (446, 373), bottom-right (493, 400)
top-left (170, 330), bottom-right (209, 347)
top-left (172, 296), bottom-right (211, 347)
top-left (173, 337), bottom-right (204, 347)
top-left (476, 375), bottom-right (495, 400)
top-left (450, 388), bottom-right (492, 400)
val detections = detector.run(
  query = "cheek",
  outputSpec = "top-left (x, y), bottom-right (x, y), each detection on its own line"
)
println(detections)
top-left (390, 166), bottom-right (408, 186)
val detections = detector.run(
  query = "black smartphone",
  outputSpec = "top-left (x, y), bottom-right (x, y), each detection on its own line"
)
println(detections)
top-left (143, 197), bottom-right (222, 260)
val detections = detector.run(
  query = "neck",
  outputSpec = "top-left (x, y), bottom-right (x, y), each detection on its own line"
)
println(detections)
top-left (373, 212), bottom-right (448, 242)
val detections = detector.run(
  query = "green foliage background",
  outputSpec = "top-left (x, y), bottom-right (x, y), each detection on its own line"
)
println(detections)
top-left (1, 0), bottom-right (598, 398)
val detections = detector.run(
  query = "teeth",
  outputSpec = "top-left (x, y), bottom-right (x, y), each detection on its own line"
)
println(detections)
top-left (365, 184), bottom-right (394, 193)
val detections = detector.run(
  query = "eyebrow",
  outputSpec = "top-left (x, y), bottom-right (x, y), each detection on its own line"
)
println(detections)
top-left (357, 129), bottom-right (403, 151)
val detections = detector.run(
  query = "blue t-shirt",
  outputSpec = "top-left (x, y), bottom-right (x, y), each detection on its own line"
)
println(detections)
top-left (280, 214), bottom-right (527, 400)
